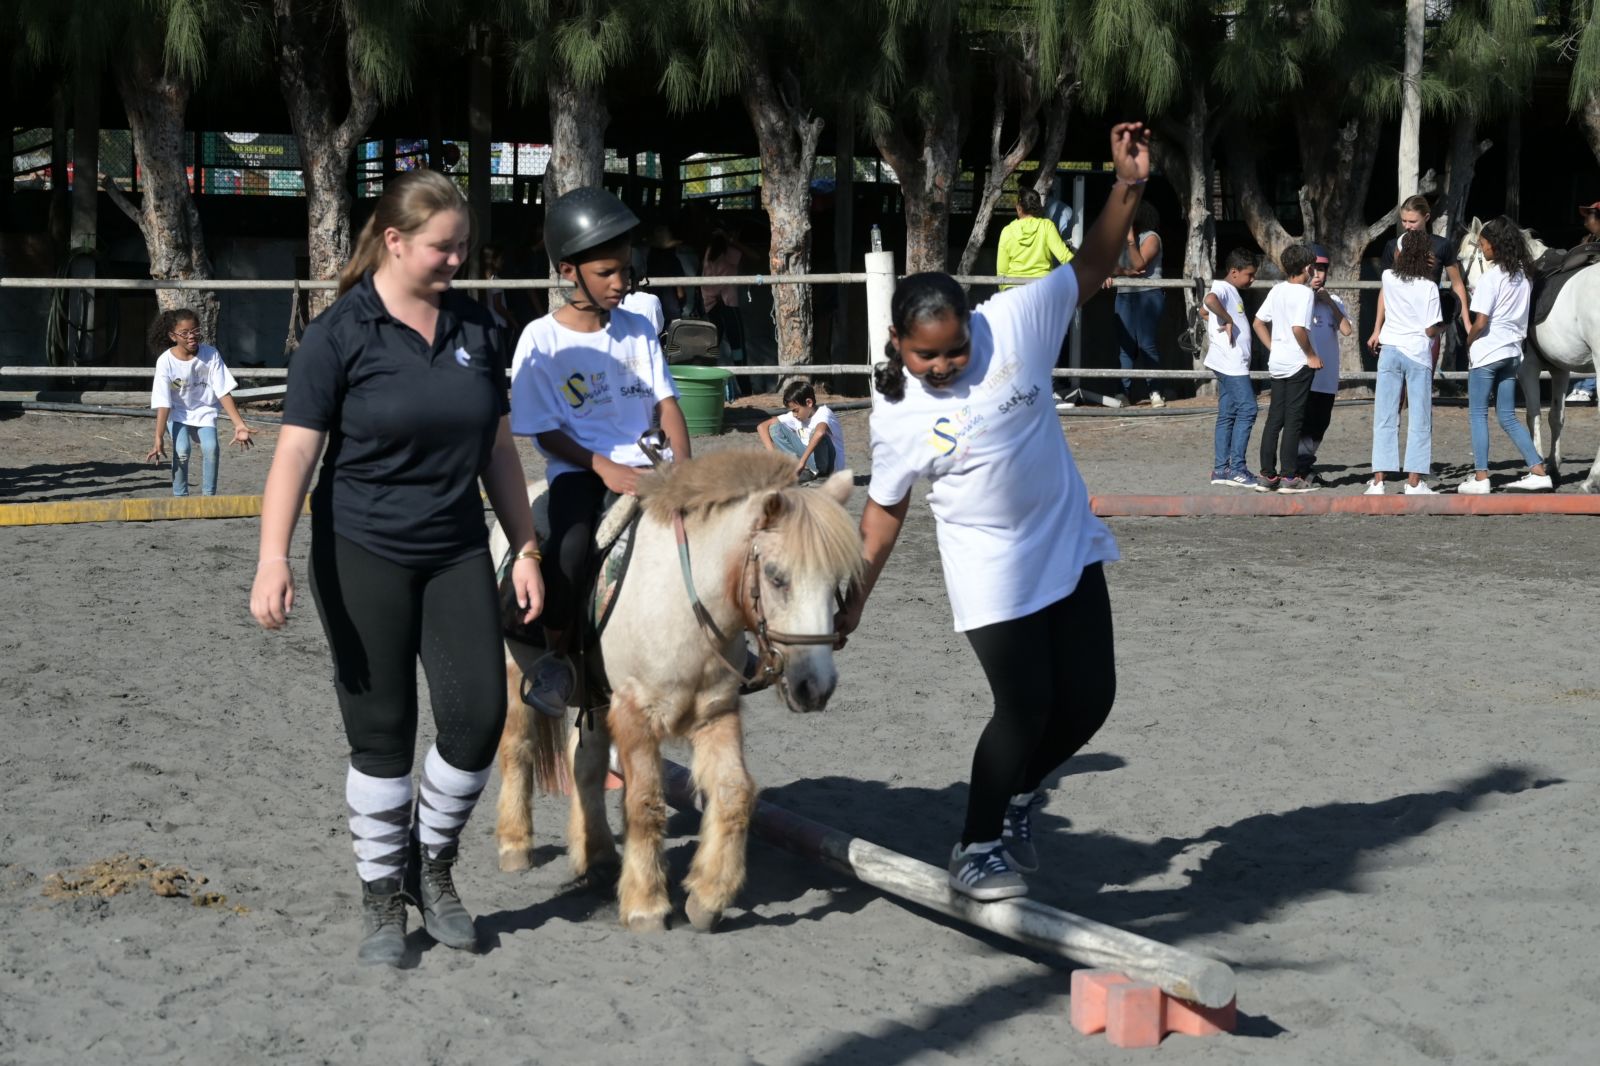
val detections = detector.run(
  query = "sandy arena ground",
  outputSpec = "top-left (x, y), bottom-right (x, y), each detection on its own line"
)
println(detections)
top-left (3, 394), bottom-right (1599, 1064)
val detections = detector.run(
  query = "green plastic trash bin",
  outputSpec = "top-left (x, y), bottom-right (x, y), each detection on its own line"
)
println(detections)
top-left (669, 364), bottom-right (733, 437)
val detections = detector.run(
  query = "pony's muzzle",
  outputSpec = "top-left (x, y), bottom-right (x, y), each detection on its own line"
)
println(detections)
top-left (782, 655), bottom-right (838, 713)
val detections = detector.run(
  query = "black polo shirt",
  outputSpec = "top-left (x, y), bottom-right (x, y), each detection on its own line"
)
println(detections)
top-left (284, 273), bottom-right (511, 568)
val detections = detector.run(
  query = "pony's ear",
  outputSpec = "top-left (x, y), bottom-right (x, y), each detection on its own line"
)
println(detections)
top-left (758, 489), bottom-right (789, 528)
top-left (821, 469), bottom-right (853, 504)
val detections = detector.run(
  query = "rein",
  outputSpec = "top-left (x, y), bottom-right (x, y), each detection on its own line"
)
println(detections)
top-left (671, 508), bottom-right (837, 693)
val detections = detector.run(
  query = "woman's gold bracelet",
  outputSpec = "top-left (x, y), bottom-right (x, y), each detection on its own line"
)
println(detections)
top-left (514, 548), bottom-right (542, 562)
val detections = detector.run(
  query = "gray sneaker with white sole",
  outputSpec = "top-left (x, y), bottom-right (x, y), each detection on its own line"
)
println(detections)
top-left (948, 843), bottom-right (1029, 901)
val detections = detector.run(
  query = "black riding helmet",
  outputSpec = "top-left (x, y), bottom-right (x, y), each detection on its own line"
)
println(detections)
top-left (545, 187), bottom-right (640, 266)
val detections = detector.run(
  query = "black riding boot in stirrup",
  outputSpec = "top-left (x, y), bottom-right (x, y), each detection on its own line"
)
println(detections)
top-left (406, 837), bottom-right (479, 951)
top-left (358, 876), bottom-right (408, 967)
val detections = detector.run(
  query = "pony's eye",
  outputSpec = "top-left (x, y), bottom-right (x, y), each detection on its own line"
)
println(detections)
top-left (763, 563), bottom-right (788, 591)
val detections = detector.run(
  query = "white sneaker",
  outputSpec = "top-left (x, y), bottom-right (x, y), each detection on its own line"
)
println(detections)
top-left (1458, 476), bottom-right (1491, 495)
top-left (1504, 472), bottom-right (1553, 492)
top-left (1364, 480), bottom-right (1386, 495)
top-left (1564, 388), bottom-right (1593, 404)
top-left (1149, 391), bottom-right (1167, 409)
top-left (1403, 481), bottom-right (1436, 495)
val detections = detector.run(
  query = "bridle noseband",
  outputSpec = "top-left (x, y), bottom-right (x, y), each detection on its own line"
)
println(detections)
top-left (672, 508), bottom-right (838, 694)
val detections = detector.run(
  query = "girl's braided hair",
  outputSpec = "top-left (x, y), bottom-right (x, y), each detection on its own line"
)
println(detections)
top-left (874, 272), bottom-right (970, 403)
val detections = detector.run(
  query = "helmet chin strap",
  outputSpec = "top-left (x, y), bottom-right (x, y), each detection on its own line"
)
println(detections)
top-left (566, 262), bottom-right (610, 321)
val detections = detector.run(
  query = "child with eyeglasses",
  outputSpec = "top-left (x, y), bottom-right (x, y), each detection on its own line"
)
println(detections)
top-left (146, 308), bottom-right (254, 495)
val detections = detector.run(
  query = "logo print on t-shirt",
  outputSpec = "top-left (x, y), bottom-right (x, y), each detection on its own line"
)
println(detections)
top-left (562, 372), bottom-right (592, 408)
top-left (454, 346), bottom-right (472, 367)
top-left (927, 406), bottom-right (987, 457)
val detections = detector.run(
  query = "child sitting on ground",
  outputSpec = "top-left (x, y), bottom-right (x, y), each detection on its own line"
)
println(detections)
top-left (510, 187), bottom-right (692, 713)
top-left (1202, 249), bottom-right (1259, 489)
top-left (757, 381), bottom-right (845, 482)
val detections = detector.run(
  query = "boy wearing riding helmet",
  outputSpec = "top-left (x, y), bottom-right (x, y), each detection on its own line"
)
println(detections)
top-left (511, 188), bottom-right (692, 713)
top-left (837, 122), bottom-right (1149, 902)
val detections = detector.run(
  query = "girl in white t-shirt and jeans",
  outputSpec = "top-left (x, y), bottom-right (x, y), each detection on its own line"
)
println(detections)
top-left (145, 308), bottom-right (254, 496)
top-left (836, 122), bottom-right (1148, 903)
top-left (1458, 217), bottom-right (1550, 494)
top-left (1367, 230), bottom-right (1444, 494)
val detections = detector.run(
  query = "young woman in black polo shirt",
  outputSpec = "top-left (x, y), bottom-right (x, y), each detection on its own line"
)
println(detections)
top-left (250, 170), bottom-right (543, 967)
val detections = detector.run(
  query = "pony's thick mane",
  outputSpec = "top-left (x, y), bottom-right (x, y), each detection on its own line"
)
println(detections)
top-left (639, 450), bottom-right (863, 582)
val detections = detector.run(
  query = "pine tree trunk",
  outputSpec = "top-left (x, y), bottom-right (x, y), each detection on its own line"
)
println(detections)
top-left (1435, 111), bottom-right (1491, 241)
top-left (956, 51), bottom-right (1040, 279)
top-left (1505, 109), bottom-right (1524, 218)
top-left (1030, 77), bottom-right (1076, 199)
top-left (109, 43), bottom-right (218, 343)
top-left (1397, 0), bottom-right (1425, 202)
top-left (275, 0), bottom-right (381, 319)
top-left (1160, 87), bottom-right (1215, 393)
top-left (742, 55), bottom-right (822, 370)
top-left (545, 69), bottom-right (609, 308)
top-left (545, 72), bottom-right (608, 203)
top-left (872, 16), bottom-right (959, 274)
top-left (1581, 90), bottom-right (1600, 172)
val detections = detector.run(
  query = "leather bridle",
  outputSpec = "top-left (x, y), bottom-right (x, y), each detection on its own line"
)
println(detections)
top-left (671, 509), bottom-right (838, 694)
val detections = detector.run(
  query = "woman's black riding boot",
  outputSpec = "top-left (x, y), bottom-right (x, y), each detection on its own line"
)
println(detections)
top-left (358, 877), bottom-right (408, 967)
top-left (406, 839), bottom-right (479, 951)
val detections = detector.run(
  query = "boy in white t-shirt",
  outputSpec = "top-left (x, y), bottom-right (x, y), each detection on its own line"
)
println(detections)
top-left (1250, 244), bottom-right (1320, 492)
top-left (145, 308), bottom-right (254, 496)
top-left (510, 188), bottom-right (692, 711)
top-left (1201, 248), bottom-right (1259, 488)
top-left (1297, 244), bottom-right (1353, 482)
top-left (757, 381), bottom-right (845, 482)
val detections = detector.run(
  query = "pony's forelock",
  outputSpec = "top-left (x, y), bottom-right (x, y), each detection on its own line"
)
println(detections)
top-left (639, 450), bottom-right (863, 584)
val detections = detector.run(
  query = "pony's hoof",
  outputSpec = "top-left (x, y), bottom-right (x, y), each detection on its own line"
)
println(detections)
top-left (624, 912), bottom-right (668, 933)
top-left (685, 895), bottom-right (722, 933)
top-left (498, 846), bottom-right (533, 873)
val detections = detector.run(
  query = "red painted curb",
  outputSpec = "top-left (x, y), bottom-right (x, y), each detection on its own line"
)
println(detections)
top-left (1090, 494), bottom-right (1600, 517)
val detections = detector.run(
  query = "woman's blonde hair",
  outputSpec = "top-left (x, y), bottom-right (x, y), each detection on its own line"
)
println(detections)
top-left (337, 169), bottom-right (469, 295)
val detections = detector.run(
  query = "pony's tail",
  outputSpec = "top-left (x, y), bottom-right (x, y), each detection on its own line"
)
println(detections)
top-left (874, 338), bottom-right (907, 402)
top-left (530, 713), bottom-right (567, 796)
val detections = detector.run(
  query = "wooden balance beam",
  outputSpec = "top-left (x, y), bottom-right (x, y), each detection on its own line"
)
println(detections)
top-left (648, 756), bottom-right (1236, 1009)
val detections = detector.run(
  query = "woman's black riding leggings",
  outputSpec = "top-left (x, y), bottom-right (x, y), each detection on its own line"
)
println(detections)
top-left (960, 563), bottom-right (1117, 846)
top-left (309, 532), bottom-right (507, 778)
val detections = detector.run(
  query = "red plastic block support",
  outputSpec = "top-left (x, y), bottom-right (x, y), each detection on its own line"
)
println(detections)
top-left (1070, 968), bottom-right (1237, 1048)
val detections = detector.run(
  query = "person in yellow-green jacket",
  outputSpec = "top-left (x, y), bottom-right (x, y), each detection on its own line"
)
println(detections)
top-left (996, 189), bottom-right (1073, 289)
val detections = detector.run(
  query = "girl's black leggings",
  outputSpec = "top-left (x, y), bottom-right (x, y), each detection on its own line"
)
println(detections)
top-left (309, 532), bottom-right (507, 778)
top-left (961, 563), bottom-right (1116, 846)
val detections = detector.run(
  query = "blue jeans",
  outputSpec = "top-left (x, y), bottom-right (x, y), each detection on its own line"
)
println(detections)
top-left (1467, 356), bottom-right (1542, 472)
top-left (170, 422), bottom-right (219, 496)
top-left (770, 421), bottom-right (836, 476)
top-left (1212, 372), bottom-right (1257, 472)
top-left (1114, 289), bottom-right (1164, 397)
top-left (1574, 377), bottom-right (1597, 393)
top-left (1371, 347), bottom-right (1433, 475)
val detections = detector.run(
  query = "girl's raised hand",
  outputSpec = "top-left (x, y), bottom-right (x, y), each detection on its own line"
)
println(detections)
top-left (1110, 122), bottom-right (1151, 184)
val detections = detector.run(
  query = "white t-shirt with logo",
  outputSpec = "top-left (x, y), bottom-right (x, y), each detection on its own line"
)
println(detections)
top-left (150, 345), bottom-right (237, 428)
top-left (1256, 282), bottom-right (1316, 378)
top-left (867, 266), bottom-right (1118, 632)
top-left (1468, 264), bottom-right (1531, 369)
top-left (778, 404), bottom-right (846, 467)
top-left (1378, 271), bottom-right (1442, 368)
top-left (1309, 290), bottom-right (1349, 393)
top-left (1203, 279), bottom-right (1252, 376)
top-left (620, 291), bottom-right (665, 336)
top-left (509, 307), bottom-right (680, 480)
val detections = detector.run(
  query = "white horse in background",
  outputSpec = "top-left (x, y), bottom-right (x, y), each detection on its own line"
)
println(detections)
top-left (1458, 217), bottom-right (1600, 491)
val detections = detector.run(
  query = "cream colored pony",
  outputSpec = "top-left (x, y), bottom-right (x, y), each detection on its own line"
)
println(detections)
top-left (492, 450), bottom-right (861, 932)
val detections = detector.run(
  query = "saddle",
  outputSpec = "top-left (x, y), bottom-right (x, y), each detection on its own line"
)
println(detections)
top-left (1531, 244), bottom-right (1600, 328)
top-left (662, 317), bottom-right (721, 365)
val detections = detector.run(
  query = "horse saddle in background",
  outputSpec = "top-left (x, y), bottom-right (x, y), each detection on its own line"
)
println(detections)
top-left (1531, 244), bottom-right (1600, 327)
top-left (496, 486), bottom-right (642, 648)
top-left (662, 317), bottom-right (720, 365)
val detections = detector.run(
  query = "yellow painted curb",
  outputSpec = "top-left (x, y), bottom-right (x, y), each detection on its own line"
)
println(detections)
top-left (0, 495), bottom-right (309, 527)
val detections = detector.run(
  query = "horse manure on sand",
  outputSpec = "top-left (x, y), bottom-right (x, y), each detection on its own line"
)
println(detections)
top-left (41, 854), bottom-right (248, 913)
